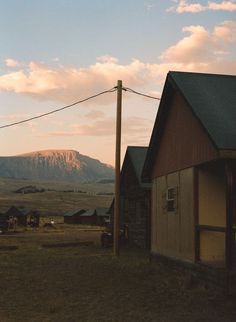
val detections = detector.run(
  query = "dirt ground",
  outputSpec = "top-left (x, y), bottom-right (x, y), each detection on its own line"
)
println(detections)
top-left (0, 225), bottom-right (236, 322)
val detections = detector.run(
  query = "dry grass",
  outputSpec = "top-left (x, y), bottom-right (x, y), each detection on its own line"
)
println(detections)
top-left (0, 190), bottom-right (112, 215)
top-left (0, 177), bottom-right (113, 215)
top-left (0, 226), bottom-right (236, 322)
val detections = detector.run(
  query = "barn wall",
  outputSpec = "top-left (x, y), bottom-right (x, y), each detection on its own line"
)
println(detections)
top-left (151, 168), bottom-right (195, 262)
top-left (198, 168), bottom-right (226, 226)
top-left (151, 178), bottom-right (158, 253)
top-left (152, 91), bottom-right (218, 179)
top-left (179, 168), bottom-right (195, 260)
top-left (198, 168), bottom-right (226, 263)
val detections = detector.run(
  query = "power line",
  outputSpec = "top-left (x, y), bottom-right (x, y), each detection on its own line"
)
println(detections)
top-left (0, 87), bottom-right (117, 129)
top-left (0, 85), bottom-right (160, 130)
top-left (123, 87), bottom-right (160, 100)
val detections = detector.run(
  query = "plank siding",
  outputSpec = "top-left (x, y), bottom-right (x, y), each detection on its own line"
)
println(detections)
top-left (152, 169), bottom-right (195, 262)
top-left (121, 155), bottom-right (151, 248)
top-left (152, 92), bottom-right (218, 179)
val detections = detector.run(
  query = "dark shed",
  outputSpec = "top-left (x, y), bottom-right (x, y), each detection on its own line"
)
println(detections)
top-left (121, 146), bottom-right (151, 248)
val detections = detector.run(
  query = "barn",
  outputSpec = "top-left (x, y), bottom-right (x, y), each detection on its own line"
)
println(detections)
top-left (79, 208), bottom-right (109, 226)
top-left (142, 71), bottom-right (236, 273)
top-left (119, 146), bottom-right (151, 248)
top-left (64, 209), bottom-right (86, 224)
top-left (5, 206), bottom-right (27, 226)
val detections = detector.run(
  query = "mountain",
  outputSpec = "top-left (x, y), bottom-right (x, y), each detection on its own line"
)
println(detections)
top-left (0, 150), bottom-right (114, 183)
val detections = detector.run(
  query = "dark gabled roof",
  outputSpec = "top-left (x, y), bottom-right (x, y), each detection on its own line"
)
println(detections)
top-left (142, 71), bottom-right (236, 180)
top-left (170, 71), bottom-right (236, 149)
top-left (95, 208), bottom-right (109, 216)
top-left (122, 146), bottom-right (151, 188)
top-left (64, 209), bottom-right (86, 217)
top-left (80, 208), bottom-right (109, 217)
top-left (80, 209), bottom-right (96, 217)
top-left (5, 206), bottom-right (25, 217)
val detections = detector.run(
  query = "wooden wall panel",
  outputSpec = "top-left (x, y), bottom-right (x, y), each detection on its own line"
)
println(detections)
top-left (156, 176), bottom-right (168, 254)
top-left (179, 168), bottom-right (195, 261)
top-left (166, 173), bottom-right (180, 258)
top-left (152, 169), bottom-right (195, 262)
top-left (152, 92), bottom-right (218, 179)
top-left (151, 180), bottom-right (158, 253)
top-left (198, 165), bottom-right (226, 264)
top-left (198, 168), bottom-right (226, 226)
top-left (200, 231), bottom-right (225, 263)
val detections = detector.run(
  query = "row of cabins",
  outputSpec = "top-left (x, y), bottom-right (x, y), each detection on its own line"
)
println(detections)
top-left (116, 71), bottom-right (236, 283)
top-left (64, 207), bottom-right (110, 226)
top-left (0, 206), bottom-right (110, 228)
top-left (0, 206), bottom-right (40, 227)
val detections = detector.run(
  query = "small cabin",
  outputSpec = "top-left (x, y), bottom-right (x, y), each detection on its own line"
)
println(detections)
top-left (5, 206), bottom-right (27, 226)
top-left (142, 71), bottom-right (236, 274)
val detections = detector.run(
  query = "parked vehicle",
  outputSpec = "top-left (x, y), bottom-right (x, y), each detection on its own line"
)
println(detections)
top-left (101, 224), bottom-right (129, 248)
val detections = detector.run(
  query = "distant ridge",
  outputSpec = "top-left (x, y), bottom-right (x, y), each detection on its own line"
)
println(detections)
top-left (0, 149), bottom-right (114, 183)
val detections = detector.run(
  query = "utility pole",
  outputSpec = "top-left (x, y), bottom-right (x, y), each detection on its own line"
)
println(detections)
top-left (114, 80), bottom-right (122, 256)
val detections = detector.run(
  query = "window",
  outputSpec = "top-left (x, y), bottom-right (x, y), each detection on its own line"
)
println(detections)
top-left (166, 187), bottom-right (175, 212)
top-left (162, 187), bottom-right (178, 213)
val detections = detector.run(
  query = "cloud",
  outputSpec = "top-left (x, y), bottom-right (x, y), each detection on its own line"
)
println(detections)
top-left (160, 21), bottom-right (236, 65)
top-left (0, 113), bottom-right (29, 122)
top-left (168, 0), bottom-right (236, 13)
top-left (96, 55), bottom-right (119, 64)
top-left (0, 57), bottom-right (149, 104)
top-left (43, 116), bottom-right (153, 139)
top-left (0, 21), bottom-right (235, 105)
top-left (213, 20), bottom-right (236, 43)
top-left (5, 58), bottom-right (21, 67)
top-left (167, 0), bottom-right (206, 12)
top-left (160, 25), bottom-right (211, 63)
top-left (208, 1), bottom-right (236, 11)
top-left (85, 110), bottom-right (105, 119)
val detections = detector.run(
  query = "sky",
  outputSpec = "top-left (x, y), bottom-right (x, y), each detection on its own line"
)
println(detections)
top-left (0, 0), bottom-right (236, 166)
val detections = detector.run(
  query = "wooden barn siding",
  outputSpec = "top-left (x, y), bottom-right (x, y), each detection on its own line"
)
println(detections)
top-left (152, 91), bottom-right (218, 179)
top-left (198, 166), bottom-right (226, 263)
top-left (152, 168), bottom-right (195, 262)
top-left (121, 156), bottom-right (150, 248)
top-left (151, 179), bottom-right (158, 253)
top-left (127, 191), bottom-right (150, 248)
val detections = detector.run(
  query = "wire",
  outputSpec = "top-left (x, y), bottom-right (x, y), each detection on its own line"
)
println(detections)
top-left (0, 87), bottom-right (117, 129)
top-left (0, 85), bottom-right (160, 130)
top-left (123, 87), bottom-right (160, 100)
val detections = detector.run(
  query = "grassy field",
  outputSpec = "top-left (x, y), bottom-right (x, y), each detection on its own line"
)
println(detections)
top-left (0, 177), bottom-right (113, 215)
top-left (0, 225), bottom-right (236, 322)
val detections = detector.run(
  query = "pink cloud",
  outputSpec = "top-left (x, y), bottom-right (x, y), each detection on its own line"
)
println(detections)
top-left (208, 1), bottom-right (236, 11)
top-left (160, 25), bottom-right (211, 63)
top-left (160, 21), bottom-right (236, 65)
top-left (213, 20), bottom-right (236, 43)
top-left (0, 21), bottom-right (235, 106)
top-left (5, 58), bottom-right (21, 67)
top-left (0, 57), bottom-right (147, 104)
top-left (42, 116), bottom-right (152, 139)
top-left (0, 113), bottom-right (30, 122)
top-left (168, 0), bottom-right (236, 13)
top-left (85, 110), bottom-right (105, 119)
top-left (167, 0), bottom-right (206, 13)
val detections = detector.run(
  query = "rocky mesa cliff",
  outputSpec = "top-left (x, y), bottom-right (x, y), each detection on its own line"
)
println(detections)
top-left (0, 150), bottom-right (114, 183)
